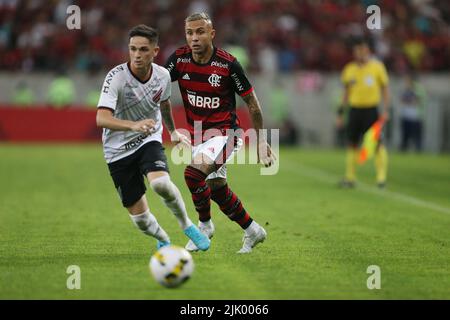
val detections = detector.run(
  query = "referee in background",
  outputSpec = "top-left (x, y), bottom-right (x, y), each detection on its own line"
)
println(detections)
top-left (337, 37), bottom-right (390, 188)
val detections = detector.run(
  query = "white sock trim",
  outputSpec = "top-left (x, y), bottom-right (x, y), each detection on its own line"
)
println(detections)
top-left (245, 221), bottom-right (258, 234)
top-left (129, 209), bottom-right (151, 219)
top-left (149, 175), bottom-right (172, 191)
top-left (129, 209), bottom-right (169, 242)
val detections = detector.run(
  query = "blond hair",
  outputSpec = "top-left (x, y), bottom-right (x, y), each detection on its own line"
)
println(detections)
top-left (185, 12), bottom-right (213, 26)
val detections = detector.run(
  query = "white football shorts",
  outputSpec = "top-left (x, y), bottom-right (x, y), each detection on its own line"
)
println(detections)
top-left (191, 135), bottom-right (243, 180)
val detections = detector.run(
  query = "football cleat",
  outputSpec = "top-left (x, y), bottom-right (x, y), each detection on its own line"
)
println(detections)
top-left (156, 240), bottom-right (171, 250)
top-left (184, 224), bottom-right (211, 251)
top-left (377, 182), bottom-right (386, 189)
top-left (338, 179), bottom-right (355, 189)
top-left (237, 222), bottom-right (267, 254)
top-left (185, 221), bottom-right (214, 252)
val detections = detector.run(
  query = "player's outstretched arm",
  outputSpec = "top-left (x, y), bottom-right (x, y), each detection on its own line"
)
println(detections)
top-left (96, 108), bottom-right (155, 134)
top-left (160, 99), bottom-right (190, 148)
top-left (242, 91), bottom-right (276, 167)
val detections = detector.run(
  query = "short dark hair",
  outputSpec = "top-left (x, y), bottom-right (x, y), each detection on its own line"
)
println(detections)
top-left (351, 36), bottom-right (374, 51)
top-left (128, 25), bottom-right (158, 45)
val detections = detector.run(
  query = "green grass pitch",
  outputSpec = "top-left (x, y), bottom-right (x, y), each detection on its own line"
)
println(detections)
top-left (1, 144), bottom-right (449, 299)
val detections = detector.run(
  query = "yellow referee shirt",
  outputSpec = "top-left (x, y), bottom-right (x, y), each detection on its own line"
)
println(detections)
top-left (341, 59), bottom-right (389, 108)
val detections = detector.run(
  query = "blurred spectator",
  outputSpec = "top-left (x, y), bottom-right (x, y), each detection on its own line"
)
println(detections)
top-left (0, 0), bottom-right (448, 73)
top-left (268, 79), bottom-right (289, 125)
top-left (268, 80), bottom-right (299, 145)
top-left (331, 88), bottom-right (346, 148)
top-left (12, 80), bottom-right (35, 106)
top-left (84, 62), bottom-right (101, 108)
top-left (257, 43), bottom-right (278, 74)
top-left (47, 69), bottom-right (75, 108)
top-left (188, 0), bottom-right (211, 15)
top-left (399, 73), bottom-right (427, 152)
top-left (402, 31), bottom-right (427, 69)
top-left (85, 90), bottom-right (100, 108)
top-left (225, 39), bottom-right (250, 71)
top-left (279, 117), bottom-right (300, 146)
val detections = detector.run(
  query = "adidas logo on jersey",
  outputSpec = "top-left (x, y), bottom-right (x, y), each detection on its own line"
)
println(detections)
top-left (182, 73), bottom-right (190, 80)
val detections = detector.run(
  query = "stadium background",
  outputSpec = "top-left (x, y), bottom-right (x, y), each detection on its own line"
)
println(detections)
top-left (1, 0), bottom-right (449, 300)
top-left (1, 0), bottom-right (449, 150)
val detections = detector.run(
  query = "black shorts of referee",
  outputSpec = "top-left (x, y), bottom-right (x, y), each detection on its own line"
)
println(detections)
top-left (346, 106), bottom-right (380, 146)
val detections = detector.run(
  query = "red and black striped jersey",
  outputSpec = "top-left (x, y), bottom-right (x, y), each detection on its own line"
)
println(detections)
top-left (165, 46), bottom-right (253, 142)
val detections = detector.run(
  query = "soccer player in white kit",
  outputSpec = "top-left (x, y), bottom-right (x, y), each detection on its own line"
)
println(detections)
top-left (96, 25), bottom-right (210, 251)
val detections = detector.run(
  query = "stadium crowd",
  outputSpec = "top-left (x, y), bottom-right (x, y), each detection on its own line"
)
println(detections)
top-left (0, 0), bottom-right (449, 74)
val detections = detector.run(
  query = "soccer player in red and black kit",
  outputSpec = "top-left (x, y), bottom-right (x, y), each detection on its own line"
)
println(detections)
top-left (165, 12), bottom-right (276, 253)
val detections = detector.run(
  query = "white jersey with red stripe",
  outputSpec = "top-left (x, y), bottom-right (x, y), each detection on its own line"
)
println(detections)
top-left (97, 62), bottom-right (171, 163)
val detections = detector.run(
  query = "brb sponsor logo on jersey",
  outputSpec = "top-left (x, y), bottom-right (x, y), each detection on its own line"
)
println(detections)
top-left (186, 71), bottom-right (222, 109)
top-left (187, 91), bottom-right (220, 109)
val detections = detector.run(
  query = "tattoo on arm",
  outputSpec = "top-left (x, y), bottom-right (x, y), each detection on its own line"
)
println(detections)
top-left (242, 91), bottom-right (264, 131)
top-left (160, 99), bottom-right (175, 133)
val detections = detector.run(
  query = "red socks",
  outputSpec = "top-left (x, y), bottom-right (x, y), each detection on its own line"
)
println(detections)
top-left (211, 183), bottom-right (253, 229)
top-left (184, 166), bottom-right (253, 229)
top-left (184, 166), bottom-right (211, 222)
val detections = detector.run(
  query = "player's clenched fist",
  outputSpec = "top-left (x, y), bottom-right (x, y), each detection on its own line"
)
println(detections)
top-left (132, 119), bottom-right (156, 134)
top-left (258, 140), bottom-right (276, 168)
top-left (170, 130), bottom-right (191, 149)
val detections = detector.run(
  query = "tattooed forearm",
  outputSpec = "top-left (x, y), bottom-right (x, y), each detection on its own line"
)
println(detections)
top-left (242, 91), bottom-right (264, 131)
top-left (160, 99), bottom-right (175, 133)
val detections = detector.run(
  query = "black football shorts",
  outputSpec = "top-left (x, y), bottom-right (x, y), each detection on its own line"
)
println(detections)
top-left (107, 141), bottom-right (169, 208)
top-left (347, 107), bottom-right (379, 146)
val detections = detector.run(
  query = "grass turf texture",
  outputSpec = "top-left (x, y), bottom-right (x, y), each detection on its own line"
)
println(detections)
top-left (0, 144), bottom-right (449, 299)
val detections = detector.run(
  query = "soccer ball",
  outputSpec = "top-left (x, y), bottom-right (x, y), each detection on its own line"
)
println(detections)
top-left (149, 245), bottom-right (194, 288)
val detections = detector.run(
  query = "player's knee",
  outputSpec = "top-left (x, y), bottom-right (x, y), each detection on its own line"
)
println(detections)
top-left (207, 178), bottom-right (227, 191)
top-left (184, 165), bottom-right (207, 183)
top-left (150, 175), bottom-right (175, 200)
top-left (126, 195), bottom-right (147, 215)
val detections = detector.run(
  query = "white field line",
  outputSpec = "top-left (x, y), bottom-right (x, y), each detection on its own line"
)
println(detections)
top-left (282, 160), bottom-right (450, 216)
